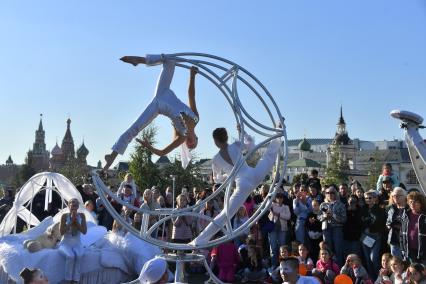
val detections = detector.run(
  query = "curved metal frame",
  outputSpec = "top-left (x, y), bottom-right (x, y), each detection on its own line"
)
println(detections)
top-left (391, 110), bottom-right (426, 193)
top-left (92, 52), bottom-right (288, 283)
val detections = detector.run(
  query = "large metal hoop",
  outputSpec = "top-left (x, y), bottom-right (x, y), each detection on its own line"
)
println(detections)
top-left (92, 52), bottom-right (288, 252)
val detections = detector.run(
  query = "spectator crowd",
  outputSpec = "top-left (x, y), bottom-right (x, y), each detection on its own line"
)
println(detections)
top-left (3, 163), bottom-right (426, 284)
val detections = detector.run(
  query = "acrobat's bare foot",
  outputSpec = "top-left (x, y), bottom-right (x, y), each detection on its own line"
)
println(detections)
top-left (103, 151), bottom-right (118, 171)
top-left (120, 56), bottom-right (142, 66)
top-left (190, 66), bottom-right (199, 76)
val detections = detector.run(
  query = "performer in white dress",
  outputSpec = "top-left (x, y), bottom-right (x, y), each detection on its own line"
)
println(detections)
top-left (191, 126), bottom-right (281, 246)
top-left (58, 198), bottom-right (87, 283)
top-left (104, 54), bottom-right (199, 170)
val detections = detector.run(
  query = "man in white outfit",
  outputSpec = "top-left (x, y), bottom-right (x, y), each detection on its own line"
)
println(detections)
top-left (191, 126), bottom-right (281, 246)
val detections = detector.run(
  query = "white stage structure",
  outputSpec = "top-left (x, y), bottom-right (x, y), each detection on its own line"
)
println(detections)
top-left (0, 172), bottom-right (97, 237)
top-left (92, 53), bottom-right (288, 283)
top-left (391, 110), bottom-right (426, 193)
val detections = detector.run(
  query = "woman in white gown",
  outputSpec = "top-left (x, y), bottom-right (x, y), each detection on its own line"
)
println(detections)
top-left (104, 54), bottom-right (199, 170)
top-left (191, 126), bottom-right (281, 246)
top-left (58, 198), bottom-right (87, 283)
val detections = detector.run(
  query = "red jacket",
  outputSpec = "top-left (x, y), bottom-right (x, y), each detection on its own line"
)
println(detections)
top-left (316, 259), bottom-right (340, 275)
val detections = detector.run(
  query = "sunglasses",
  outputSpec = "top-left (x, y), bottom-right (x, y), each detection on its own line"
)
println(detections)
top-left (325, 191), bottom-right (335, 195)
top-left (364, 197), bottom-right (373, 200)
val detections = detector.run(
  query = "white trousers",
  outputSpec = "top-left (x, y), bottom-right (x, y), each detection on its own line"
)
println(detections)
top-left (193, 138), bottom-right (281, 245)
top-left (59, 239), bottom-right (85, 281)
top-left (112, 57), bottom-right (175, 154)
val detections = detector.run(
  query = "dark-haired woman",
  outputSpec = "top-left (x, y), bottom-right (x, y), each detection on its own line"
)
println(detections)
top-left (20, 268), bottom-right (48, 284)
top-left (401, 191), bottom-right (426, 264)
top-left (268, 193), bottom-right (291, 268)
top-left (343, 195), bottom-right (362, 257)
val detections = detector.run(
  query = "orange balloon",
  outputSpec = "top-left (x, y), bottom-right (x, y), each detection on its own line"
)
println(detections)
top-left (334, 274), bottom-right (353, 284)
top-left (298, 263), bottom-right (308, 276)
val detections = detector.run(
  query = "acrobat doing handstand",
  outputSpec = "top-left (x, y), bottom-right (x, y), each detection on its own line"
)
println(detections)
top-left (191, 126), bottom-right (281, 246)
top-left (104, 54), bottom-right (199, 170)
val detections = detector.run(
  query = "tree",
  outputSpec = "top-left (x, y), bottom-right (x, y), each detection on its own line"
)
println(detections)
top-left (58, 158), bottom-right (88, 185)
top-left (366, 151), bottom-right (383, 190)
top-left (128, 126), bottom-right (163, 191)
top-left (323, 146), bottom-right (350, 186)
top-left (14, 164), bottom-right (36, 187)
top-left (160, 153), bottom-right (206, 195)
top-left (292, 173), bottom-right (309, 185)
top-left (246, 149), bottom-right (261, 168)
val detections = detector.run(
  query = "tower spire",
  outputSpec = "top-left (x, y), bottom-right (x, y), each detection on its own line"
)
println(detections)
top-left (338, 105), bottom-right (345, 125)
top-left (62, 117), bottom-right (75, 160)
top-left (38, 114), bottom-right (43, 131)
top-left (332, 105), bottom-right (351, 145)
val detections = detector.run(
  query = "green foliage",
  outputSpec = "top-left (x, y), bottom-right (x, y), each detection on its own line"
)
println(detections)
top-left (58, 158), bottom-right (88, 185)
top-left (366, 151), bottom-right (383, 190)
top-left (323, 145), bottom-right (350, 186)
top-left (128, 126), bottom-right (163, 191)
top-left (13, 164), bottom-right (36, 187)
top-left (128, 125), bottom-right (206, 196)
top-left (246, 150), bottom-right (261, 168)
top-left (292, 173), bottom-right (309, 185)
top-left (160, 158), bottom-right (205, 195)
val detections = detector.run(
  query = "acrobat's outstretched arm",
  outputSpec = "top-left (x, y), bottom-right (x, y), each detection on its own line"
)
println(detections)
top-left (188, 66), bottom-right (199, 117)
top-left (136, 132), bottom-right (186, 156)
top-left (134, 66), bottom-right (199, 157)
top-left (236, 124), bottom-right (255, 152)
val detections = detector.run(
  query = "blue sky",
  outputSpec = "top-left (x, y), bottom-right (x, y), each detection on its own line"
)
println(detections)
top-left (1, 1), bottom-right (425, 167)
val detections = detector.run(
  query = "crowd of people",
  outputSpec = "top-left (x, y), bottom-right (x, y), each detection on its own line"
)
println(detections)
top-left (83, 164), bottom-right (426, 284)
top-left (4, 162), bottom-right (426, 284)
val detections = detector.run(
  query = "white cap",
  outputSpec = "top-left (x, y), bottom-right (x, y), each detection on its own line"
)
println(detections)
top-left (138, 257), bottom-right (167, 284)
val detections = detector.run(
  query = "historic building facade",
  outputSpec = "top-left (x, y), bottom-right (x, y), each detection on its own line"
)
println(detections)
top-left (49, 118), bottom-right (89, 171)
top-left (26, 115), bottom-right (50, 172)
top-left (0, 156), bottom-right (19, 187)
top-left (284, 108), bottom-right (420, 191)
top-left (26, 116), bottom-right (89, 173)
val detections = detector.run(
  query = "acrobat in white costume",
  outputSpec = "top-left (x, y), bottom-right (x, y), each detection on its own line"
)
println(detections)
top-left (105, 54), bottom-right (199, 169)
top-left (192, 128), bottom-right (281, 246)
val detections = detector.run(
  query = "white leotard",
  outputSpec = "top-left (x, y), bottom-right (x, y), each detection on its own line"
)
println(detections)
top-left (112, 54), bottom-right (198, 155)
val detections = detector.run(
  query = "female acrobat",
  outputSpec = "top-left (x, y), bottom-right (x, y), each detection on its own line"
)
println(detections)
top-left (104, 54), bottom-right (199, 170)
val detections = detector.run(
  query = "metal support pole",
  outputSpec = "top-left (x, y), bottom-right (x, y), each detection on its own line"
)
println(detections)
top-left (171, 175), bottom-right (176, 209)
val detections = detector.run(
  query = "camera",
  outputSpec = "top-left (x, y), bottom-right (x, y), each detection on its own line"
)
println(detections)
top-left (321, 203), bottom-right (331, 212)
